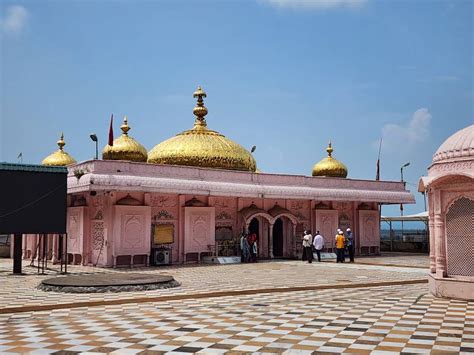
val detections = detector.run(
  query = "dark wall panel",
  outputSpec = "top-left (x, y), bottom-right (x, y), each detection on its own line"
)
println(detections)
top-left (0, 170), bottom-right (67, 234)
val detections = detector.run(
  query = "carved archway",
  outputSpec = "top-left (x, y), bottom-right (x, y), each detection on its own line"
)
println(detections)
top-left (445, 196), bottom-right (474, 277)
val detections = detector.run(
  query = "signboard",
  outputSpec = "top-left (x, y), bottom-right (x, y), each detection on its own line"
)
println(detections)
top-left (153, 224), bottom-right (174, 245)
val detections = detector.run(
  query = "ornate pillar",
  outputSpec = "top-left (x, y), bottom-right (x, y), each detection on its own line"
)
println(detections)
top-left (434, 213), bottom-right (447, 277)
top-left (428, 191), bottom-right (436, 273)
top-left (269, 223), bottom-right (274, 258)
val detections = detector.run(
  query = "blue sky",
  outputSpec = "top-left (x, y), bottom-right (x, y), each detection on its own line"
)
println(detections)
top-left (1, 0), bottom-right (472, 216)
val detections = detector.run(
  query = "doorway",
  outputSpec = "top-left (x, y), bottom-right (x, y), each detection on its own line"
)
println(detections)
top-left (273, 218), bottom-right (283, 257)
top-left (249, 218), bottom-right (259, 240)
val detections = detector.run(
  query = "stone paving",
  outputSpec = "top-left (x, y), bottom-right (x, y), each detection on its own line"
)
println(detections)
top-left (354, 253), bottom-right (430, 268)
top-left (0, 283), bottom-right (473, 354)
top-left (2, 254), bottom-right (472, 354)
top-left (0, 256), bottom-right (428, 312)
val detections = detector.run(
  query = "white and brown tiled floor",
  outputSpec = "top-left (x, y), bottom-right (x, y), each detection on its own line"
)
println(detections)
top-left (0, 254), bottom-right (473, 354)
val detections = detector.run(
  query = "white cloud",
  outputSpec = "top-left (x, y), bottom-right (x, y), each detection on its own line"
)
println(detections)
top-left (259, 0), bottom-right (368, 10)
top-left (376, 108), bottom-right (432, 153)
top-left (1, 5), bottom-right (28, 34)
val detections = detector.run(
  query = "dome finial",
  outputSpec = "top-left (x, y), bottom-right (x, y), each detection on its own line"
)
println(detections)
top-left (121, 116), bottom-right (130, 136)
top-left (193, 86), bottom-right (208, 127)
top-left (326, 141), bottom-right (333, 157)
top-left (57, 133), bottom-right (65, 151)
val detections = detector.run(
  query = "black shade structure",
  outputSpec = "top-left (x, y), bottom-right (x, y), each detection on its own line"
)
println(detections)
top-left (0, 163), bottom-right (68, 274)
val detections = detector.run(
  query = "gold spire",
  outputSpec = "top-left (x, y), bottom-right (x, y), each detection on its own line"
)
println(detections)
top-left (57, 133), bottom-right (65, 150)
top-left (102, 116), bottom-right (148, 162)
top-left (147, 87), bottom-right (257, 172)
top-left (42, 133), bottom-right (77, 166)
top-left (312, 141), bottom-right (348, 178)
top-left (192, 86), bottom-right (208, 128)
top-left (326, 141), bottom-right (333, 157)
top-left (121, 116), bottom-right (130, 135)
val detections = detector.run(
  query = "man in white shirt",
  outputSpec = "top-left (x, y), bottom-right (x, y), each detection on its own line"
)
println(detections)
top-left (313, 230), bottom-right (324, 262)
top-left (302, 230), bottom-right (313, 263)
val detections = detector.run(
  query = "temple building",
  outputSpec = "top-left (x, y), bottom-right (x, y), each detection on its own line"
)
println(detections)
top-left (24, 87), bottom-right (414, 267)
top-left (419, 124), bottom-right (474, 300)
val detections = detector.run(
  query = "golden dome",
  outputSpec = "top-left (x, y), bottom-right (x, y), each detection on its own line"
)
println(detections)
top-left (312, 142), bottom-right (348, 178)
top-left (102, 117), bottom-right (148, 162)
top-left (42, 133), bottom-right (77, 166)
top-left (147, 87), bottom-right (257, 172)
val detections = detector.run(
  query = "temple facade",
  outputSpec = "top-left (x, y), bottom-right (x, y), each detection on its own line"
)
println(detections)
top-left (419, 124), bottom-right (474, 300)
top-left (24, 87), bottom-right (414, 267)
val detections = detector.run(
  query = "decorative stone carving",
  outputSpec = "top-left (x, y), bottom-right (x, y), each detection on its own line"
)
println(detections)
top-left (123, 215), bottom-right (144, 249)
top-left (91, 221), bottom-right (104, 251)
top-left (315, 210), bottom-right (338, 247)
top-left (150, 195), bottom-right (178, 208)
top-left (359, 210), bottom-right (379, 247)
top-left (153, 210), bottom-right (175, 220)
top-left (184, 207), bottom-right (215, 254)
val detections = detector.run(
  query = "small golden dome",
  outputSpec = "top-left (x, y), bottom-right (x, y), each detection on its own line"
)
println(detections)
top-left (147, 87), bottom-right (257, 172)
top-left (42, 133), bottom-right (77, 166)
top-left (102, 117), bottom-right (148, 162)
top-left (312, 142), bottom-right (348, 178)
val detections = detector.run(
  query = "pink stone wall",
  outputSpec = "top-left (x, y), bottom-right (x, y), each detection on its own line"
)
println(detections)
top-left (112, 206), bottom-right (151, 267)
top-left (64, 187), bottom-right (386, 266)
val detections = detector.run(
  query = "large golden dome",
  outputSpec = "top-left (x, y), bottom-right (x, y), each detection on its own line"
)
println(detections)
top-left (102, 117), bottom-right (148, 162)
top-left (42, 133), bottom-right (77, 166)
top-left (312, 142), bottom-right (348, 178)
top-left (148, 87), bottom-right (257, 172)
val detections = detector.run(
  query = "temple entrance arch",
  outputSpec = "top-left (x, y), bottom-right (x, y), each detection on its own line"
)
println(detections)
top-left (273, 218), bottom-right (284, 257)
top-left (249, 218), bottom-right (259, 240)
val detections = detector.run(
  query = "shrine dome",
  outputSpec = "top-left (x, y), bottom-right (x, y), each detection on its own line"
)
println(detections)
top-left (102, 117), bottom-right (148, 162)
top-left (432, 124), bottom-right (474, 164)
top-left (147, 87), bottom-right (257, 172)
top-left (312, 142), bottom-right (348, 178)
top-left (42, 133), bottom-right (77, 166)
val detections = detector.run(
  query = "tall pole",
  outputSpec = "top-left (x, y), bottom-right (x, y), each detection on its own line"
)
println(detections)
top-left (95, 140), bottom-right (98, 160)
top-left (400, 162), bottom-right (410, 240)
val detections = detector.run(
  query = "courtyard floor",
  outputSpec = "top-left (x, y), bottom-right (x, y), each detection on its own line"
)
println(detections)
top-left (0, 253), bottom-right (472, 354)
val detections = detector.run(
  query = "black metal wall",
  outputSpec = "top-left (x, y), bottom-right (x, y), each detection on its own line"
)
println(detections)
top-left (0, 169), bottom-right (67, 234)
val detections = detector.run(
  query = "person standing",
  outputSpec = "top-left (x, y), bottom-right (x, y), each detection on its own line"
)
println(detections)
top-left (335, 230), bottom-right (345, 263)
top-left (252, 240), bottom-right (258, 263)
top-left (346, 228), bottom-right (355, 263)
top-left (302, 230), bottom-right (313, 263)
top-left (240, 233), bottom-right (246, 263)
top-left (313, 230), bottom-right (324, 262)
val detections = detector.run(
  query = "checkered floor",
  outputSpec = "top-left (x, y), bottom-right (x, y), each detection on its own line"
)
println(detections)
top-left (0, 283), bottom-right (473, 354)
top-left (0, 257), bottom-right (428, 312)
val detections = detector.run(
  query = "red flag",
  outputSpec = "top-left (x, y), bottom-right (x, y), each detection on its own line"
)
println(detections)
top-left (108, 114), bottom-right (114, 146)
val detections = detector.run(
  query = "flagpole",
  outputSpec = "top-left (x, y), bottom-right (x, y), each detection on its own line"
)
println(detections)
top-left (376, 137), bottom-right (382, 180)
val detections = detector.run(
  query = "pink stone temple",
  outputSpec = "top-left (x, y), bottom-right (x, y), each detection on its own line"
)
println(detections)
top-left (23, 87), bottom-right (415, 267)
top-left (419, 124), bottom-right (474, 300)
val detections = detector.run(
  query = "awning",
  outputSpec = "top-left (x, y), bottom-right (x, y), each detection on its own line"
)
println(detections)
top-left (381, 211), bottom-right (428, 222)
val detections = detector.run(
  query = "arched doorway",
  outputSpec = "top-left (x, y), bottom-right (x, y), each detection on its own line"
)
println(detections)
top-left (273, 218), bottom-right (283, 257)
top-left (249, 218), bottom-right (259, 240)
top-left (446, 197), bottom-right (474, 277)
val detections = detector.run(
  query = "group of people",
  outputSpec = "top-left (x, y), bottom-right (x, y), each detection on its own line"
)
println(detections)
top-left (335, 228), bottom-right (355, 263)
top-left (302, 228), bottom-right (355, 264)
top-left (240, 233), bottom-right (258, 263)
top-left (302, 230), bottom-right (324, 263)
